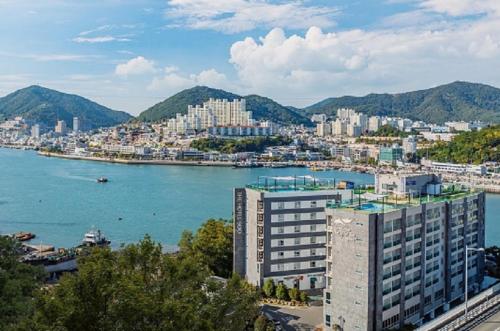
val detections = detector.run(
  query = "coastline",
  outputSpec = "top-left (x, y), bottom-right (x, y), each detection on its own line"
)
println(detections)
top-left (37, 151), bottom-right (236, 167)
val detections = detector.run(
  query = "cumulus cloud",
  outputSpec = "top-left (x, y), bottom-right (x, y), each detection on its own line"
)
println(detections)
top-left (148, 68), bottom-right (229, 91)
top-left (115, 56), bottom-right (157, 76)
top-left (165, 0), bottom-right (337, 33)
top-left (227, 7), bottom-right (500, 105)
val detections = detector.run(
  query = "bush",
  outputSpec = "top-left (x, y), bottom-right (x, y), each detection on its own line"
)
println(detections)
top-left (254, 315), bottom-right (269, 331)
top-left (299, 291), bottom-right (308, 303)
top-left (263, 278), bottom-right (275, 298)
top-left (288, 287), bottom-right (300, 301)
top-left (275, 283), bottom-right (289, 301)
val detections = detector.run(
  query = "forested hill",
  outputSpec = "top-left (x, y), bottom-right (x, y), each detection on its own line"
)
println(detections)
top-left (0, 85), bottom-right (132, 129)
top-left (304, 81), bottom-right (500, 124)
top-left (137, 86), bottom-right (311, 126)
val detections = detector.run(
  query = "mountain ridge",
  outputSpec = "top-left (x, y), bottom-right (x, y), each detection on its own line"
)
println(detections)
top-left (137, 86), bottom-right (312, 126)
top-left (304, 81), bottom-right (500, 124)
top-left (0, 85), bottom-right (132, 129)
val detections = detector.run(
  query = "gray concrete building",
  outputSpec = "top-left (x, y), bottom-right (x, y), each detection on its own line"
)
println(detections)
top-left (233, 176), bottom-right (353, 290)
top-left (323, 173), bottom-right (485, 330)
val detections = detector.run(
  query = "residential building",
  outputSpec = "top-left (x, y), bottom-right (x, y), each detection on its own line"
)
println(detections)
top-left (323, 173), bottom-right (485, 331)
top-left (73, 117), bottom-right (80, 132)
top-left (379, 144), bottom-right (403, 165)
top-left (368, 116), bottom-right (381, 133)
top-left (55, 120), bottom-right (67, 135)
top-left (402, 136), bottom-right (417, 155)
top-left (311, 114), bottom-right (328, 123)
top-left (31, 124), bottom-right (40, 138)
top-left (421, 160), bottom-right (487, 176)
top-left (316, 122), bottom-right (332, 137)
top-left (233, 177), bottom-right (353, 290)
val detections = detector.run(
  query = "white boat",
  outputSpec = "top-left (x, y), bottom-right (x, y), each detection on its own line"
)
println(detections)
top-left (81, 228), bottom-right (110, 247)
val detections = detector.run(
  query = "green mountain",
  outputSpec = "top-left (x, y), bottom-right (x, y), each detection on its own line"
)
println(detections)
top-left (304, 81), bottom-right (500, 124)
top-left (0, 85), bottom-right (132, 129)
top-left (137, 86), bottom-right (311, 125)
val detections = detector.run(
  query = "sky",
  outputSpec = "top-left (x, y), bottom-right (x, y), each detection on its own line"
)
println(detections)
top-left (0, 0), bottom-right (500, 115)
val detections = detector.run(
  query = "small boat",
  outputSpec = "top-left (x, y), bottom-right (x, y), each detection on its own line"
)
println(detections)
top-left (14, 232), bottom-right (36, 241)
top-left (80, 228), bottom-right (111, 247)
top-left (97, 177), bottom-right (108, 183)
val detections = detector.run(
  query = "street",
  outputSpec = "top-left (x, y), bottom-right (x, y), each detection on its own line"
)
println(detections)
top-left (261, 304), bottom-right (323, 331)
top-left (471, 308), bottom-right (500, 331)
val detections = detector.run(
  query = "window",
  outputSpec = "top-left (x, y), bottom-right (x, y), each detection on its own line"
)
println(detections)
top-left (294, 213), bottom-right (301, 221)
top-left (278, 240), bottom-right (284, 246)
top-left (294, 251), bottom-right (300, 257)
top-left (278, 201), bottom-right (284, 209)
top-left (294, 201), bottom-right (301, 208)
top-left (310, 212), bottom-right (317, 220)
top-left (311, 248), bottom-right (316, 256)
top-left (277, 264), bottom-right (284, 271)
top-left (278, 227), bottom-right (284, 234)
top-left (325, 292), bottom-right (331, 304)
top-left (310, 224), bottom-right (317, 232)
top-left (325, 315), bottom-right (331, 327)
top-left (278, 252), bottom-right (284, 258)
top-left (293, 262), bottom-right (300, 270)
top-left (310, 201), bottom-right (317, 208)
top-left (310, 237), bottom-right (317, 244)
top-left (294, 225), bottom-right (300, 233)
top-left (278, 214), bottom-right (284, 222)
top-left (294, 238), bottom-right (301, 245)
top-left (310, 261), bottom-right (316, 268)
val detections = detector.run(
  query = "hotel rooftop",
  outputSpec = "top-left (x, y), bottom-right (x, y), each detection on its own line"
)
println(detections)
top-left (245, 176), bottom-right (356, 192)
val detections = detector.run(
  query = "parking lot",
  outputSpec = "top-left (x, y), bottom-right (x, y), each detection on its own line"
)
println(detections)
top-left (261, 304), bottom-right (323, 331)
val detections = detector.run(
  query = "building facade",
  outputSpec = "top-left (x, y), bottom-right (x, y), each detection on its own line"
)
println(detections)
top-left (233, 177), bottom-right (353, 290)
top-left (323, 173), bottom-right (485, 330)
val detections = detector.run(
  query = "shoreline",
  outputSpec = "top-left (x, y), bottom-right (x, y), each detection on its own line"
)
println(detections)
top-left (37, 151), bottom-right (237, 167)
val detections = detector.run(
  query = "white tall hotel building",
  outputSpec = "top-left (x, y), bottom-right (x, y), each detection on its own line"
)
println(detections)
top-left (233, 177), bottom-right (353, 290)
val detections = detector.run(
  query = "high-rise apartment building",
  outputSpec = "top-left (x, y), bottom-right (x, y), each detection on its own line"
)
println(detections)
top-left (55, 120), bottom-right (67, 135)
top-left (73, 117), bottom-right (80, 132)
top-left (233, 177), bottom-right (353, 290)
top-left (323, 173), bottom-right (485, 331)
top-left (31, 124), bottom-right (40, 138)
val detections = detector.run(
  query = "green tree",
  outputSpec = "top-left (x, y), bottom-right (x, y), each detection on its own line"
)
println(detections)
top-left (26, 236), bottom-right (258, 331)
top-left (299, 291), bottom-right (308, 303)
top-left (179, 219), bottom-right (234, 278)
top-left (288, 287), bottom-right (300, 301)
top-left (275, 283), bottom-right (288, 301)
top-left (0, 236), bottom-right (45, 331)
top-left (262, 278), bottom-right (275, 298)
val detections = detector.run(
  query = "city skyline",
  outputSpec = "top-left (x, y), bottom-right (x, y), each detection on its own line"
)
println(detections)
top-left (1, 0), bottom-right (500, 115)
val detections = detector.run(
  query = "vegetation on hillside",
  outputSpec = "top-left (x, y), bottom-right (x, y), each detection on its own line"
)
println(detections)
top-left (0, 220), bottom-right (260, 331)
top-left (137, 86), bottom-right (311, 125)
top-left (0, 85), bottom-right (131, 129)
top-left (369, 124), bottom-right (410, 138)
top-left (304, 81), bottom-right (500, 124)
top-left (0, 237), bottom-right (45, 331)
top-left (418, 125), bottom-right (500, 164)
top-left (190, 136), bottom-right (292, 154)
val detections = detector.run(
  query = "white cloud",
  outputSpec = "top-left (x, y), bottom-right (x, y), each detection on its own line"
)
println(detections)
top-left (419, 0), bottom-right (500, 17)
top-left (0, 51), bottom-right (99, 62)
top-left (165, 0), bottom-right (337, 33)
top-left (228, 12), bottom-right (500, 106)
top-left (73, 36), bottom-right (131, 43)
top-left (148, 68), bottom-right (229, 91)
top-left (115, 56), bottom-right (157, 76)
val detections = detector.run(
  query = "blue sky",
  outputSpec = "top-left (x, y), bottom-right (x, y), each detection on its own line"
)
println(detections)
top-left (1, 0), bottom-right (499, 115)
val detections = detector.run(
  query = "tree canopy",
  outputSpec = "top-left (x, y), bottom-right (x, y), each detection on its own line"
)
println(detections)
top-left (190, 136), bottom-right (292, 154)
top-left (23, 235), bottom-right (258, 331)
top-left (419, 125), bottom-right (500, 164)
top-left (0, 236), bottom-right (45, 331)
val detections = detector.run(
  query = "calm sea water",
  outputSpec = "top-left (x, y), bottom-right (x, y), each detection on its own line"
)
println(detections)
top-left (0, 149), bottom-right (498, 249)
